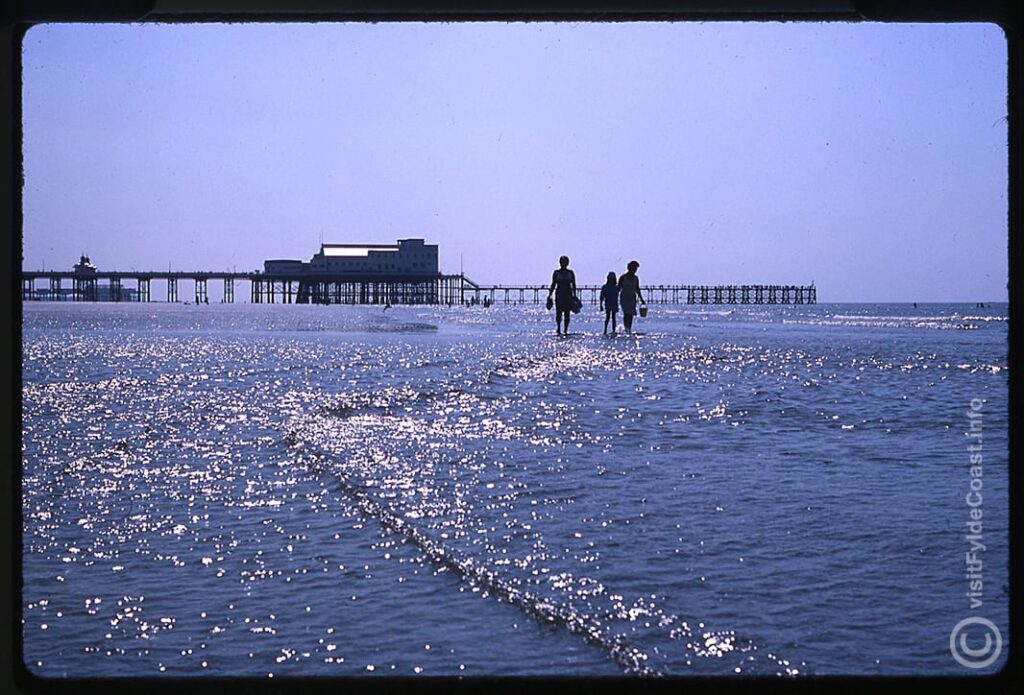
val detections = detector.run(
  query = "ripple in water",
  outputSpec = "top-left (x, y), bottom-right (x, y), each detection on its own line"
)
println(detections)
top-left (284, 336), bottom-right (806, 676)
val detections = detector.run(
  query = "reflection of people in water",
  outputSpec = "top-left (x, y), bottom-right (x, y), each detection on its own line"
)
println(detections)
top-left (600, 271), bottom-right (619, 335)
top-left (618, 260), bottom-right (645, 335)
top-left (547, 255), bottom-right (577, 336)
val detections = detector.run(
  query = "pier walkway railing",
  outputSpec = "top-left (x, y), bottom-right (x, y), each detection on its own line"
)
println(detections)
top-left (466, 284), bottom-right (816, 305)
top-left (21, 270), bottom-right (815, 305)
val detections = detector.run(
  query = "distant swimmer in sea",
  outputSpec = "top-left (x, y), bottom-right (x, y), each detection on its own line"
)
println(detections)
top-left (600, 271), bottom-right (619, 335)
top-left (547, 255), bottom-right (577, 336)
top-left (618, 260), bottom-right (646, 335)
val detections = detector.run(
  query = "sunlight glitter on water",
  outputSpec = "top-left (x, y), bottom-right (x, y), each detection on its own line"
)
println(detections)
top-left (22, 302), bottom-right (1008, 677)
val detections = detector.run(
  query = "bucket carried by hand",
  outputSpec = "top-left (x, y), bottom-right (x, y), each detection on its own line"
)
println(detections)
top-left (639, 305), bottom-right (648, 318)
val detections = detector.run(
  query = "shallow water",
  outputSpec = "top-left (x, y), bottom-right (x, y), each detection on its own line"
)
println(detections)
top-left (21, 301), bottom-right (1009, 677)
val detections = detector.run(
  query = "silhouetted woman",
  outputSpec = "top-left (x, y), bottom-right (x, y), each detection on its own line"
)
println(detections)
top-left (547, 255), bottom-right (577, 335)
top-left (600, 271), bottom-right (619, 335)
top-left (618, 260), bottom-right (645, 335)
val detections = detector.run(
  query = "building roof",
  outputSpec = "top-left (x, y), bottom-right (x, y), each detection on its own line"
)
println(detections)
top-left (320, 244), bottom-right (398, 257)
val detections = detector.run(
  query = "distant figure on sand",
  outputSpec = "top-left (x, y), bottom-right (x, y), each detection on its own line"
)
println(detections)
top-left (600, 271), bottom-right (619, 335)
top-left (547, 255), bottom-right (577, 336)
top-left (618, 260), bottom-right (645, 335)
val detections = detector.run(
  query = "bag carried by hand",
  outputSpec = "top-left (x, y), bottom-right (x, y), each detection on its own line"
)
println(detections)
top-left (546, 296), bottom-right (553, 310)
top-left (570, 296), bottom-right (582, 314)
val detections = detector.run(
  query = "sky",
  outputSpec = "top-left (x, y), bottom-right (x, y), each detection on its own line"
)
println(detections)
top-left (21, 21), bottom-right (1008, 302)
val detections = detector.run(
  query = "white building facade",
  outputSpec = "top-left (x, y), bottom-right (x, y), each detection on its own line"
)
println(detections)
top-left (265, 238), bottom-right (439, 276)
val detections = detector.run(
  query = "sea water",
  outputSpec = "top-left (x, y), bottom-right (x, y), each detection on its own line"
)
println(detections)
top-left (21, 301), bottom-right (1009, 677)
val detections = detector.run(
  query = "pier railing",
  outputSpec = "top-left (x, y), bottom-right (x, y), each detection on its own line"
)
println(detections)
top-left (465, 284), bottom-right (816, 305)
top-left (21, 270), bottom-right (816, 305)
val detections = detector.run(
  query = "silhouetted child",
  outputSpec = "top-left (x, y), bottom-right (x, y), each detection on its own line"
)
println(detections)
top-left (600, 271), bottom-right (619, 335)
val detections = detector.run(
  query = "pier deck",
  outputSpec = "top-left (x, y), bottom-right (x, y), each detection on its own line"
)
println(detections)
top-left (21, 271), bottom-right (816, 305)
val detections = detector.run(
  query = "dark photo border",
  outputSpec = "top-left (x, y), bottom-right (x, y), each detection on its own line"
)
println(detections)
top-left (3, 1), bottom-right (1020, 693)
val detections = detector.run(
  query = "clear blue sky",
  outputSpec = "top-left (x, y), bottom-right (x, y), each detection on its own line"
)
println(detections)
top-left (21, 21), bottom-right (1007, 301)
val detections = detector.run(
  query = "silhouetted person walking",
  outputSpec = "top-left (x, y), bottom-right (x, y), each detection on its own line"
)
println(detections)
top-left (618, 260), bottom-right (645, 335)
top-left (600, 271), bottom-right (619, 335)
top-left (547, 255), bottom-right (577, 336)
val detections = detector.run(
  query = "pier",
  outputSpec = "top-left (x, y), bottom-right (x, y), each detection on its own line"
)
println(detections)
top-left (24, 247), bottom-right (815, 306)
top-left (460, 284), bottom-right (816, 306)
top-left (21, 269), bottom-right (473, 306)
top-left (22, 270), bottom-right (816, 305)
